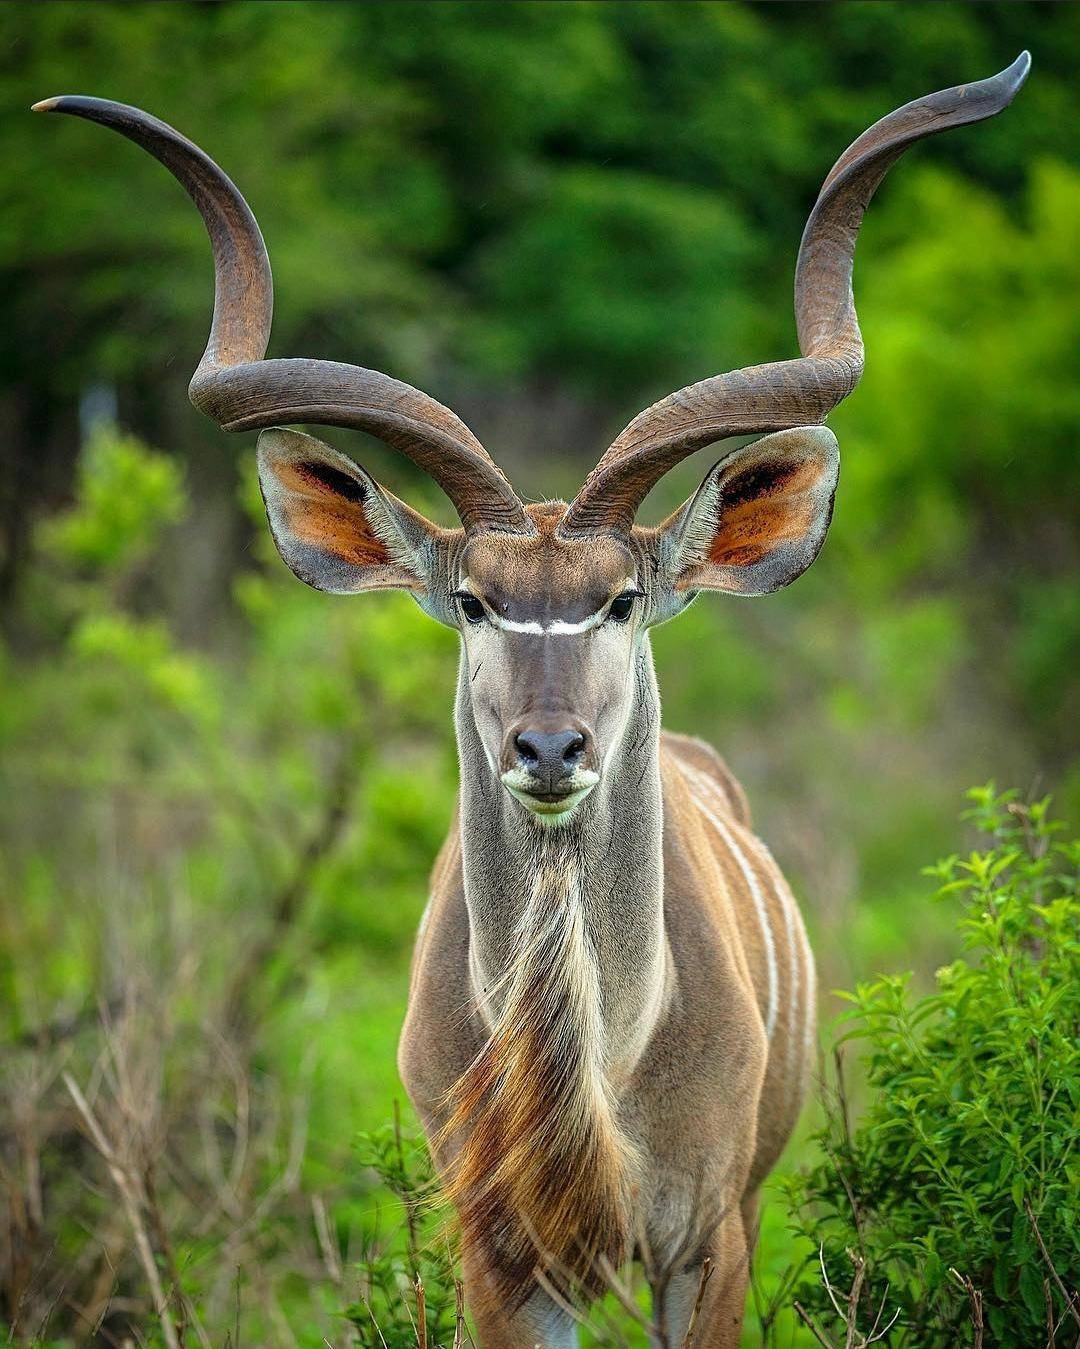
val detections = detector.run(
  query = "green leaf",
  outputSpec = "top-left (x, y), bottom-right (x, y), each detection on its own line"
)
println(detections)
top-left (1018, 1262), bottom-right (1046, 1320)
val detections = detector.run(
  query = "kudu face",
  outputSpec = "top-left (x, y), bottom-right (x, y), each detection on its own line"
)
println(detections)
top-left (34, 57), bottom-right (1029, 823)
top-left (454, 509), bottom-right (640, 821)
top-left (251, 423), bottom-right (841, 824)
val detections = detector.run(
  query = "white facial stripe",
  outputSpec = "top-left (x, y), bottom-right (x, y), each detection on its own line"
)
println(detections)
top-left (491, 616), bottom-right (543, 634)
top-left (489, 610), bottom-right (607, 636)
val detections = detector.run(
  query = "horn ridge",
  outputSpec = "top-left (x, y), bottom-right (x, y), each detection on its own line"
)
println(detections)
top-left (34, 95), bottom-right (531, 536)
top-left (560, 53), bottom-right (1030, 537)
top-left (190, 357), bottom-right (532, 535)
top-left (33, 94), bottom-right (273, 376)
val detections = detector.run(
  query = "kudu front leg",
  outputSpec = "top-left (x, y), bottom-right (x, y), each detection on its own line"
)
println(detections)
top-left (460, 1239), bottom-right (579, 1349)
top-left (656, 1215), bottom-right (751, 1349)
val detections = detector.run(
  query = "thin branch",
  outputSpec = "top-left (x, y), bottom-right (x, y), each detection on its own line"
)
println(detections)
top-left (1026, 1199), bottom-right (1080, 1332)
top-left (844, 1250), bottom-right (867, 1346)
top-left (949, 1269), bottom-right (983, 1349)
top-left (356, 1294), bottom-right (389, 1349)
top-left (414, 1274), bottom-right (428, 1349)
top-left (866, 1307), bottom-right (901, 1345)
top-left (819, 1246), bottom-right (847, 1322)
top-left (452, 1279), bottom-right (466, 1349)
top-left (683, 1257), bottom-right (714, 1347)
top-left (794, 1302), bottom-right (840, 1349)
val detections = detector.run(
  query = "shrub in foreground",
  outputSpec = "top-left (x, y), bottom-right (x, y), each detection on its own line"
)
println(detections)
top-left (787, 786), bottom-right (1079, 1347)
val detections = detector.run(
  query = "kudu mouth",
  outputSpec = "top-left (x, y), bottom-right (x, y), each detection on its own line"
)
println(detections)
top-left (499, 720), bottom-right (600, 820)
top-left (499, 766), bottom-right (601, 820)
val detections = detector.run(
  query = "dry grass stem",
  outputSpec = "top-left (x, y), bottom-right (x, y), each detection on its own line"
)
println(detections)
top-left (63, 1071), bottom-right (181, 1349)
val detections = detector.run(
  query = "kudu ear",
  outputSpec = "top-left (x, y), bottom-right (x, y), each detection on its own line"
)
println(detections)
top-left (661, 427), bottom-right (839, 596)
top-left (256, 428), bottom-right (438, 595)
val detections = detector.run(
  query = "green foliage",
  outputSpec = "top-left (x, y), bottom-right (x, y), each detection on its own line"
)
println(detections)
top-left (349, 1116), bottom-right (461, 1348)
top-left (787, 786), bottom-right (1080, 1346)
top-left (38, 421), bottom-right (186, 574)
top-left (1, 5), bottom-right (1078, 1344)
top-left (0, 425), bottom-right (459, 1343)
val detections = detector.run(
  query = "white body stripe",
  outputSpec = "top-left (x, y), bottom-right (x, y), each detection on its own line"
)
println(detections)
top-left (687, 778), bottom-right (778, 1040)
top-left (739, 828), bottom-right (801, 1083)
top-left (683, 761), bottom-right (817, 1082)
top-left (801, 913), bottom-right (817, 1062)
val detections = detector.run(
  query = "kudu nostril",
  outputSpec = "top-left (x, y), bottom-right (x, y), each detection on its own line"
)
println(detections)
top-left (514, 729), bottom-right (586, 783)
top-left (514, 731), bottom-right (540, 766)
top-left (561, 731), bottom-right (586, 766)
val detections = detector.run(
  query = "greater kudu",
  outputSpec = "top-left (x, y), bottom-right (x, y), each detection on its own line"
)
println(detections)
top-left (36, 52), bottom-right (1029, 1346)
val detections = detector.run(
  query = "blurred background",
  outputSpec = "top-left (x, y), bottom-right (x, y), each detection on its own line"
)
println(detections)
top-left (1, 2), bottom-right (1077, 1345)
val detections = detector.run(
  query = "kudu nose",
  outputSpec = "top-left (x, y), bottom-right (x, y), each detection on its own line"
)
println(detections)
top-left (514, 728), bottom-right (586, 788)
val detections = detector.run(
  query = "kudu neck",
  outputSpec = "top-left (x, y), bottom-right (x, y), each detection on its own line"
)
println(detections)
top-left (454, 637), bottom-right (669, 1076)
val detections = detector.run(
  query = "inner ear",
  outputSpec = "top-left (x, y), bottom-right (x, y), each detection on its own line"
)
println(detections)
top-left (257, 427), bottom-right (436, 595)
top-left (667, 426), bottom-right (839, 596)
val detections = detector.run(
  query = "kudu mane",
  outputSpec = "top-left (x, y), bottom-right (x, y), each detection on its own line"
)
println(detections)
top-left (438, 838), bottom-right (634, 1307)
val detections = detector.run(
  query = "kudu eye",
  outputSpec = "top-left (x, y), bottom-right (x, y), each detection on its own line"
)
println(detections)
top-left (454, 592), bottom-right (486, 626)
top-left (608, 591), bottom-right (641, 624)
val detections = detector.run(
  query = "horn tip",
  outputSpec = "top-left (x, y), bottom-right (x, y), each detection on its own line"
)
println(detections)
top-left (1006, 49), bottom-right (1032, 85)
top-left (996, 50), bottom-right (1032, 101)
top-left (32, 94), bottom-right (103, 116)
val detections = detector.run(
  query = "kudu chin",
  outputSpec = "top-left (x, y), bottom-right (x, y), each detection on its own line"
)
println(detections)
top-left (37, 52), bottom-right (1029, 1345)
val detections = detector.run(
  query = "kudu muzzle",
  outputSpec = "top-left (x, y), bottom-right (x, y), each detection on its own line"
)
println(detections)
top-left (495, 633), bottom-right (600, 814)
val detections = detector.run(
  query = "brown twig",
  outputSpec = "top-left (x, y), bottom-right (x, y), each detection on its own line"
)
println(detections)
top-left (414, 1273), bottom-right (428, 1349)
top-left (794, 1301), bottom-right (840, 1348)
top-left (595, 1252), bottom-right (666, 1340)
top-left (63, 1071), bottom-right (181, 1349)
top-left (1025, 1199), bottom-right (1080, 1332)
top-left (311, 1195), bottom-right (343, 1285)
top-left (845, 1250), bottom-right (867, 1345)
top-left (452, 1279), bottom-right (466, 1349)
top-left (1045, 1276), bottom-right (1056, 1349)
top-left (949, 1269), bottom-right (984, 1349)
top-left (683, 1257), bottom-right (714, 1346)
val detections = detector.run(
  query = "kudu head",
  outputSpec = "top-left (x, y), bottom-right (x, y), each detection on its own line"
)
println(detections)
top-left (36, 54), bottom-right (1028, 823)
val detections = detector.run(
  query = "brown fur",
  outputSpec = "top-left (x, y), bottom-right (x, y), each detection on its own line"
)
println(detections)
top-left (402, 721), bottom-right (815, 1343)
top-left (663, 731), bottom-right (751, 827)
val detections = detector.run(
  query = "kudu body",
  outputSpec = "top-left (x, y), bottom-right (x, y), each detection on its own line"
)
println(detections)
top-left (37, 53), bottom-right (1028, 1345)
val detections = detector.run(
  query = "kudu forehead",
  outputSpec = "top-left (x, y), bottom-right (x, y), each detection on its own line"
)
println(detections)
top-left (461, 504), bottom-right (635, 624)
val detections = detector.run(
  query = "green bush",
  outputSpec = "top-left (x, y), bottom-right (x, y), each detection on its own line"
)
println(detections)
top-left (786, 786), bottom-right (1079, 1346)
top-left (349, 1111), bottom-right (462, 1348)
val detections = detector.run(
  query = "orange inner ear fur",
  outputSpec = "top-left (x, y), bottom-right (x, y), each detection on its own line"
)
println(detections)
top-left (707, 458), bottom-right (820, 567)
top-left (276, 460), bottom-right (393, 568)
